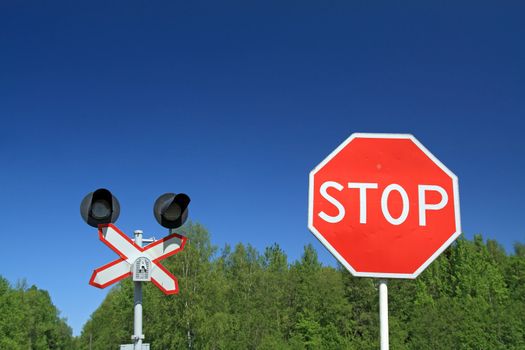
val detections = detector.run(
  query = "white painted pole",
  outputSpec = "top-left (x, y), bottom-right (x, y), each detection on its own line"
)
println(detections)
top-left (134, 230), bottom-right (144, 350)
top-left (379, 280), bottom-right (389, 350)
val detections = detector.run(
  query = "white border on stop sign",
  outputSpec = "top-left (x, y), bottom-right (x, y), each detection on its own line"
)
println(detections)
top-left (308, 132), bottom-right (462, 279)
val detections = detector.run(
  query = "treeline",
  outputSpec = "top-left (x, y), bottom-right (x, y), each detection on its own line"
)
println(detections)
top-left (75, 223), bottom-right (525, 350)
top-left (0, 277), bottom-right (72, 349)
top-left (2, 223), bottom-right (523, 349)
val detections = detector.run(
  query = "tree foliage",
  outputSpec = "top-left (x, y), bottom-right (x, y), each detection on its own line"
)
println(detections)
top-left (7, 223), bottom-right (522, 349)
top-left (74, 224), bottom-right (525, 349)
top-left (0, 277), bottom-right (72, 349)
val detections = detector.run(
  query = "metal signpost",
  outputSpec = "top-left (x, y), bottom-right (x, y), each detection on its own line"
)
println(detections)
top-left (81, 190), bottom-right (190, 350)
top-left (308, 133), bottom-right (461, 349)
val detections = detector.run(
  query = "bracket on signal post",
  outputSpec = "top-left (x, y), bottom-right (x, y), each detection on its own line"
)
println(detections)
top-left (120, 344), bottom-right (150, 350)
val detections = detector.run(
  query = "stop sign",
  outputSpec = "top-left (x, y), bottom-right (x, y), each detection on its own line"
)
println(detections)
top-left (308, 133), bottom-right (461, 279)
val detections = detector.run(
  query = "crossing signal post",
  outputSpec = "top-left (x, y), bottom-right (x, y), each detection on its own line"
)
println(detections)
top-left (81, 189), bottom-right (190, 350)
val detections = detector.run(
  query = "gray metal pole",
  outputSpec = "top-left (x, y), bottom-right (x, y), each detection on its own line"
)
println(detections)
top-left (379, 280), bottom-right (389, 350)
top-left (133, 230), bottom-right (144, 350)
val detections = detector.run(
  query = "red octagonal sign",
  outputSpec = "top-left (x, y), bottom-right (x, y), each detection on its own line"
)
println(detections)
top-left (308, 133), bottom-right (461, 278)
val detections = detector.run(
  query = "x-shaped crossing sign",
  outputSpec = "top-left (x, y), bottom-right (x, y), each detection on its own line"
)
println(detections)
top-left (89, 224), bottom-right (187, 295)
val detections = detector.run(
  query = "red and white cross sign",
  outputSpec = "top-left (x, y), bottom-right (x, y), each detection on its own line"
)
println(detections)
top-left (89, 224), bottom-right (187, 295)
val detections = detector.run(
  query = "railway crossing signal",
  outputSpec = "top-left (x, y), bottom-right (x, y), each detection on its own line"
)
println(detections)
top-left (81, 189), bottom-right (191, 350)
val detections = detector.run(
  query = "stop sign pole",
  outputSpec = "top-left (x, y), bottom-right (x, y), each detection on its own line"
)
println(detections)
top-left (379, 280), bottom-right (388, 349)
top-left (308, 133), bottom-right (461, 349)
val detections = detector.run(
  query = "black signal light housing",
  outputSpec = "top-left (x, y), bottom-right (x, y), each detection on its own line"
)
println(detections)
top-left (153, 193), bottom-right (190, 229)
top-left (80, 188), bottom-right (120, 228)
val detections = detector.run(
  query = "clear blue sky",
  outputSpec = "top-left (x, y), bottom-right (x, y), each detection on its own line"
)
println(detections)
top-left (1, 1), bottom-right (523, 336)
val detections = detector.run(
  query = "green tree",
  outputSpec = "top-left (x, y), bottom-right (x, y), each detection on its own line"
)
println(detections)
top-left (0, 277), bottom-right (72, 349)
top-left (77, 223), bottom-right (525, 350)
